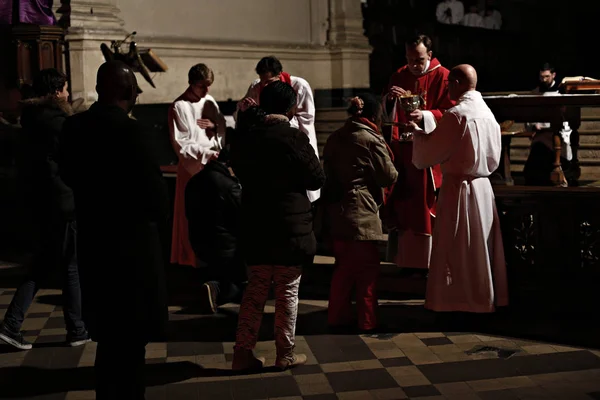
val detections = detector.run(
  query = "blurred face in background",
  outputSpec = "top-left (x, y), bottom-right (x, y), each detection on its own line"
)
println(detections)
top-left (539, 69), bottom-right (556, 89)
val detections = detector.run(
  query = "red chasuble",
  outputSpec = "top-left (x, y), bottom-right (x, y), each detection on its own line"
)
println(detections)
top-left (385, 58), bottom-right (454, 236)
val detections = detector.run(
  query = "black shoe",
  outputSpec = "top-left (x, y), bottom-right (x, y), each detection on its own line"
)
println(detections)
top-left (200, 282), bottom-right (218, 314)
top-left (0, 324), bottom-right (32, 350)
top-left (67, 332), bottom-right (91, 347)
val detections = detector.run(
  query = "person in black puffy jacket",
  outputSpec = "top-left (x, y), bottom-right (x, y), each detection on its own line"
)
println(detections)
top-left (230, 81), bottom-right (326, 371)
top-left (185, 140), bottom-right (245, 314)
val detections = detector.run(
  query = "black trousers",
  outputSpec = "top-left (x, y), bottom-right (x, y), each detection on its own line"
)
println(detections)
top-left (94, 341), bottom-right (147, 399)
top-left (3, 219), bottom-right (86, 338)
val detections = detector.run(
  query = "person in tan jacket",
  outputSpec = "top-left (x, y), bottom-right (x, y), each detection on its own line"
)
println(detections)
top-left (322, 93), bottom-right (398, 332)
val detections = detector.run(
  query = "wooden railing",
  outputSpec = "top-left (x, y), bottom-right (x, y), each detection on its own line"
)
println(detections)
top-left (494, 185), bottom-right (600, 311)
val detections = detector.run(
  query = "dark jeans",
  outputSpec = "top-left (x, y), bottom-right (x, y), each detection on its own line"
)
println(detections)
top-left (205, 256), bottom-right (246, 305)
top-left (3, 219), bottom-right (86, 337)
top-left (95, 341), bottom-right (146, 399)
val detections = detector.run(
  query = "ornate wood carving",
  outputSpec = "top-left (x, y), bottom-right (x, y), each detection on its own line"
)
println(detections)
top-left (10, 24), bottom-right (65, 87)
top-left (494, 185), bottom-right (600, 311)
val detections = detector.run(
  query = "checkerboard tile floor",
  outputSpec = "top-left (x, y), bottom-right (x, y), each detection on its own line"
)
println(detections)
top-left (1, 288), bottom-right (600, 399)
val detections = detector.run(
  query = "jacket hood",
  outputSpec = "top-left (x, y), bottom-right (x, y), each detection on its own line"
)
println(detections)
top-left (20, 96), bottom-right (74, 116)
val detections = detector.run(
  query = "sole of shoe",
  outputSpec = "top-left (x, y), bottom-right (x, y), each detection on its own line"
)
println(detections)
top-left (69, 338), bottom-right (92, 347)
top-left (0, 332), bottom-right (32, 350)
top-left (276, 356), bottom-right (307, 370)
top-left (201, 283), bottom-right (217, 314)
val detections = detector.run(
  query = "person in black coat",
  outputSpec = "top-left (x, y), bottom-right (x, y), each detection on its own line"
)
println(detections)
top-left (230, 81), bottom-right (325, 371)
top-left (0, 68), bottom-right (89, 350)
top-left (185, 142), bottom-right (245, 313)
top-left (59, 61), bottom-right (169, 400)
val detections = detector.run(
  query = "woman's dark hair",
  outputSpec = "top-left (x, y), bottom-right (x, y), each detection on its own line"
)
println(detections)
top-left (255, 56), bottom-right (283, 76)
top-left (32, 68), bottom-right (67, 97)
top-left (347, 92), bottom-right (382, 121)
top-left (259, 81), bottom-right (297, 116)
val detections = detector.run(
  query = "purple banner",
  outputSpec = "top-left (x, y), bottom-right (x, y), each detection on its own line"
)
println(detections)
top-left (0, 0), bottom-right (56, 25)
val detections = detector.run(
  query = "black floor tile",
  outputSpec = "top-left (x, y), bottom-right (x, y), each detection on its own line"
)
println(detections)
top-left (478, 389), bottom-right (520, 400)
top-left (418, 350), bottom-right (600, 384)
top-left (305, 335), bottom-right (376, 364)
top-left (326, 368), bottom-right (398, 392)
top-left (167, 341), bottom-right (223, 357)
top-left (379, 357), bottom-right (413, 367)
top-left (195, 380), bottom-right (233, 399)
top-left (230, 377), bottom-right (268, 400)
top-left (165, 382), bottom-right (200, 399)
top-left (265, 375), bottom-right (302, 398)
top-left (28, 312), bottom-right (53, 318)
top-left (403, 384), bottom-right (441, 397)
top-left (44, 317), bottom-right (66, 329)
top-left (291, 364), bottom-right (323, 375)
top-left (35, 334), bottom-right (65, 344)
top-left (420, 336), bottom-right (453, 346)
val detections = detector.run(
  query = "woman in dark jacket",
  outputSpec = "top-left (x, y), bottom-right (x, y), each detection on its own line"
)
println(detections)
top-left (0, 68), bottom-right (89, 350)
top-left (322, 94), bottom-right (397, 332)
top-left (230, 81), bottom-right (325, 371)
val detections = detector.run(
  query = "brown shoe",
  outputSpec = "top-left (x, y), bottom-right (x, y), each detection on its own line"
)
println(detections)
top-left (275, 353), bottom-right (307, 370)
top-left (232, 348), bottom-right (265, 371)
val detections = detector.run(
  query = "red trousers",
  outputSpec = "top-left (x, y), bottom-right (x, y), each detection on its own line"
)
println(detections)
top-left (328, 240), bottom-right (380, 331)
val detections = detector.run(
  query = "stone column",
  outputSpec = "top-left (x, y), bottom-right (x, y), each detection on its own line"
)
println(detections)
top-left (62, 0), bottom-right (127, 105)
top-left (327, 0), bottom-right (371, 90)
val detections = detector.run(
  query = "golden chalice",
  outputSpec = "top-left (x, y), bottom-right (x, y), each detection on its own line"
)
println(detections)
top-left (382, 91), bottom-right (425, 141)
top-left (398, 93), bottom-right (424, 140)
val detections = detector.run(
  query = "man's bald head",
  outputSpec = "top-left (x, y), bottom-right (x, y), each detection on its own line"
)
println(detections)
top-left (448, 64), bottom-right (477, 100)
top-left (96, 61), bottom-right (138, 111)
top-left (449, 64), bottom-right (477, 88)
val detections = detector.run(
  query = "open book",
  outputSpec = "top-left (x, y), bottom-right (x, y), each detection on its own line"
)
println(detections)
top-left (561, 76), bottom-right (599, 83)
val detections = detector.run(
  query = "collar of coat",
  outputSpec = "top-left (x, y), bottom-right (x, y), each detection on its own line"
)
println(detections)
top-left (263, 114), bottom-right (289, 125)
top-left (20, 95), bottom-right (74, 116)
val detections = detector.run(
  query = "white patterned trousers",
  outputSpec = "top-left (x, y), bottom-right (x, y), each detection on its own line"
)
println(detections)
top-left (234, 265), bottom-right (302, 359)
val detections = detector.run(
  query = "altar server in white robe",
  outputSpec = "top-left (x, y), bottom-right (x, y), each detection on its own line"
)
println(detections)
top-left (237, 55), bottom-right (320, 202)
top-left (169, 63), bottom-right (225, 268)
top-left (408, 64), bottom-right (508, 313)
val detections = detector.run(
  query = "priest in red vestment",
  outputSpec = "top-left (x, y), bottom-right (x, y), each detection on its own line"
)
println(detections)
top-left (384, 34), bottom-right (454, 272)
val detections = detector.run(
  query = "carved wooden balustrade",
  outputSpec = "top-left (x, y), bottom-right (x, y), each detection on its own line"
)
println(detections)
top-left (494, 185), bottom-right (600, 312)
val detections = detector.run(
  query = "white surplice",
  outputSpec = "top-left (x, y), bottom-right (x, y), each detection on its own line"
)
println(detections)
top-left (412, 90), bottom-right (508, 312)
top-left (171, 94), bottom-right (224, 176)
top-left (241, 76), bottom-right (321, 202)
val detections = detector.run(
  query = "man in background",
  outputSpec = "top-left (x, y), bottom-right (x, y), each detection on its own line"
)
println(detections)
top-left (60, 60), bottom-right (169, 399)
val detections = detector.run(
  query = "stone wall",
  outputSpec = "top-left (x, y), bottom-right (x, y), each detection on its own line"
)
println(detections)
top-left (64, 0), bottom-right (371, 106)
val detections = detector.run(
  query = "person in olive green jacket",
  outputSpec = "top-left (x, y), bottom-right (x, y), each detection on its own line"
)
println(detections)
top-left (322, 93), bottom-right (398, 332)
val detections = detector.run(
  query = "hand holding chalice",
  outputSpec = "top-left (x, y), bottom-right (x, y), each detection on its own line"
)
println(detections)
top-left (398, 91), bottom-right (424, 140)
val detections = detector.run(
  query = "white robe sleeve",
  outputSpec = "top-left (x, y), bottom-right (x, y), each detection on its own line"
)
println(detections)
top-left (294, 79), bottom-right (319, 157)
top-left (412, 112), bottom-right (464, 169)
top-left (421, 110), bottom-right (437, 134)
top-left (172, 101), bottom-right (218, 167)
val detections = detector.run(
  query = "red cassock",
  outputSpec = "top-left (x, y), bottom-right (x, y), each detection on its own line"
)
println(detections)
top-left (385, 58), bottom-right (454, 252)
